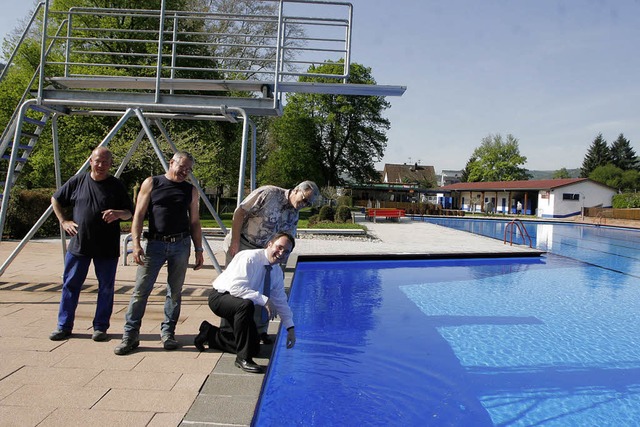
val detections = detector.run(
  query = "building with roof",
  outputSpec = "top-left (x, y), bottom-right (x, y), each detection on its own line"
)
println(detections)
top-left (382, 163), bottom-right (437, 186)
top-left (440, 178), bottom-right (616, 218)
top-left (347, 163), bottom-right (439, 206)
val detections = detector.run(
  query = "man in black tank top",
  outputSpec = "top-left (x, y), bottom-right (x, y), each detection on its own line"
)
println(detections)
top-left (115, 151), bottom-right (204, 355)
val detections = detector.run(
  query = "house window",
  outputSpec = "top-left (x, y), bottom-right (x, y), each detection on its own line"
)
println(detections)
top-left (562, 193), bottom-right (580, 201)
top-left (541, 191), bottom-right (549, 199)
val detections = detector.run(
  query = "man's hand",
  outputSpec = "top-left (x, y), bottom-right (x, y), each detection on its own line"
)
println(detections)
top-left (61, 220), bottom-right (79, 236)
top-left (286, 327), bottom-right (296, 349)
top-left (193, 251), bottom-right (204, 270)
top-left (265, 299), bottom-right (277, 321)
top-left (132, 246), bottom-right (145, 266)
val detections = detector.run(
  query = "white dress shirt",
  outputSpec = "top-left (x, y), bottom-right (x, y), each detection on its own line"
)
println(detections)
top-left (213, 248), bottom-right (294, 330)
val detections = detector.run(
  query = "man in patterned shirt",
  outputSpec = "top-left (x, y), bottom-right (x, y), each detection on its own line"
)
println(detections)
top-left (222, 180), bottom-right (319, 342)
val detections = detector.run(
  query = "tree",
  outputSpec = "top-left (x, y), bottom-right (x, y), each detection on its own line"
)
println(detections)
top-left (259, 113), bottom-right (324, 188)
top-left (460, 156), bottom-right (477, 182)
top-left (203, 0), bottom-right (305, 79)
top-left (270, 60), bottom-right (391, 186)
top-left (464, 133), bottom-right (529, 182)
top-left (553, 167), bottom-right (571, 179)
top-left (580, 133), bottom-right (610, 178)
top-left (609, 133), bottom-right (639, 171)
top-left (589, 164), bottom-right (623, 189)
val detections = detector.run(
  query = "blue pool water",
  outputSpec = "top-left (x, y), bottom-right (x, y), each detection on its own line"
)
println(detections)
top-left (253, 221), bottom-right (640, 426)
top-left (414, 217), bottom-right (640, 277)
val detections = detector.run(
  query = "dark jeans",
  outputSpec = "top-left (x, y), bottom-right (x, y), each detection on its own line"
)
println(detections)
top-left (57, 251), bottom-right (118, 332)
top-left (207, 290), bottom-right (259, 360)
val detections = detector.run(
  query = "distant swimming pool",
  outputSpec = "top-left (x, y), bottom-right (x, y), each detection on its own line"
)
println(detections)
top-left (252, 220), bottom-right (640, 426)
top-left (413, 217), bottom-right (640, 277)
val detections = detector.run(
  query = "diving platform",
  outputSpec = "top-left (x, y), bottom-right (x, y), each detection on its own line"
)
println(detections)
top-left (0, 0), bottom-right (406, 275)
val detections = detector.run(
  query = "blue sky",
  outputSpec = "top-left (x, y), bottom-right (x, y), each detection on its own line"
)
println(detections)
top-left (3, 1), bottom-right (639, 172)
top-left (346, 0), bottom-right (640, 171)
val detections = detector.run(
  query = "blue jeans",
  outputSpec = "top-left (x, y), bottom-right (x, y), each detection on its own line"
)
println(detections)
top-left (123, 237), bottom-right (190, 338)
top-left (57, 252), bottom-right (118, 332)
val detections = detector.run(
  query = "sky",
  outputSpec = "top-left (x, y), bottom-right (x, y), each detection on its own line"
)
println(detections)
top-left (2, 1), bottom-right (640, 173)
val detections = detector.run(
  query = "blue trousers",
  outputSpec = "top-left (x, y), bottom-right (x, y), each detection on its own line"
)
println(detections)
top-left (123, 237), bottom-right (190, 338)
top-left (56, 251), bottom-right (118, 332)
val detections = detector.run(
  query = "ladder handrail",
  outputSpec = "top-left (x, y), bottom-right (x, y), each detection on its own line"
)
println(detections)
top-left (504, 219), bottom-right (532, 248)
top-left (0, 19), bottom-right (69, 152)
top-left (0, 1), bottom-right (46, 84)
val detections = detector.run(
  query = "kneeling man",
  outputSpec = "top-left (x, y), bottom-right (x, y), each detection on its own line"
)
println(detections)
top-left (195, 232), bottom-right (296, 373)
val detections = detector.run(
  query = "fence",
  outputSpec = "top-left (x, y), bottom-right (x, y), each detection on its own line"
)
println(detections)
top-left (583, 207), bottom-right (640, 221)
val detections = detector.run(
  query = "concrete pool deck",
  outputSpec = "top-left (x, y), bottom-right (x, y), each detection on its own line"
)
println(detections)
top-left (0, 218), bottom-right (540, 426)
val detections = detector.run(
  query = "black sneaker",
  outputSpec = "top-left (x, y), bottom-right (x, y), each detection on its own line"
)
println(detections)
top-left (114, 337), bottom-right (140, 355)
top-left (49, 329), bottom-right (72, 341)
top-left (92, 330), bottom-right (108, 342)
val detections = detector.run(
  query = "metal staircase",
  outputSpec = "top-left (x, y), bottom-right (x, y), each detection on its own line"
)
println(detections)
top-left (0, 0), bottom-right (406, 276)
top-left (0, 105), bottom-right (54, 198)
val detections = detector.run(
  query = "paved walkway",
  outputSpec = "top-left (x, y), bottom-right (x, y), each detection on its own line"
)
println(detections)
top-left (0, 219), bottom-right (538, 426)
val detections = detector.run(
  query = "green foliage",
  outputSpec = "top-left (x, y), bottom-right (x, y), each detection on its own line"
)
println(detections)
top-left (553, 168), bottom-right (571, 179)
top-left (336, 195), bottom-right (352, 207)
top-left (318, 205), bottom-right (335, 222)
top-left (581, 133), bottom-right (611, 178)
top-left (612, 193), bottom-right (640, 208)
top-left (5, 188), bottom-right (60, 238)
top-left (259, 114), bottom-right (324, 187)
top-left (465, 134), bottom-right (529, 182)
top-left (273, 60), bottom-right (391, 186)
top-left (610, 133), bottom-right (639, 171)
top-left (589, 164), bottom-right (640, 191)
top-left (335, 205), bottom-right (352, 223)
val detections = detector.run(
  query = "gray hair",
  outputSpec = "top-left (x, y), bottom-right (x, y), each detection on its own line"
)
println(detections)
top-left (294, 181), bottom-right (320, 202)
top-left (172, 151), bottom-right (194, 165)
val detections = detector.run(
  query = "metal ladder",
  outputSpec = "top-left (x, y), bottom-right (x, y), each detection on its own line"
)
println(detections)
top-left (0, 105), bottom-right (54, 199)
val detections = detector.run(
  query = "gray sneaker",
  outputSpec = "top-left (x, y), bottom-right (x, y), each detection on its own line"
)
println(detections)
top-left (161, 334), bottom-right (179, 350)
top-left (114, 337), bottom-right (139, 355)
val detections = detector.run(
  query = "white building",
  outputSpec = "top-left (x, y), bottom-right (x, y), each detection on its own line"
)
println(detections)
top-left (440, 178), bottom-right (616, 218)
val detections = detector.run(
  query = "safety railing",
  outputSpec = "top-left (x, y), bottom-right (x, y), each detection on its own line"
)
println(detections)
top-left (38, 1), bottom-right (352, 100)
top-left (504, 219), bottom-right (532, 248)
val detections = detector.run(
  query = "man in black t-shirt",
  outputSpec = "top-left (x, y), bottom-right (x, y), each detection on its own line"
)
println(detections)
top-left (49, 146), bottom-right (133, 342)
top-left (114, 151), bottom-right (204, 355)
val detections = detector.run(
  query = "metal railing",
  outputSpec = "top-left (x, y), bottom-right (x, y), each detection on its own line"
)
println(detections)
top-left (504, 219), bottom-right (532, 248)
top-left (38, 0), bottom-right (352, 100)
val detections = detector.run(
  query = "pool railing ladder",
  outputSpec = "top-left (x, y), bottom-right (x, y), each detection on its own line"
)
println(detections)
top-left (504, 219), bottom-right (532, 248)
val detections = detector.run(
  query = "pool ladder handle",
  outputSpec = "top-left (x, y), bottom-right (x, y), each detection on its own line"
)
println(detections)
top-left (504, 219), bottom-right (533, 248)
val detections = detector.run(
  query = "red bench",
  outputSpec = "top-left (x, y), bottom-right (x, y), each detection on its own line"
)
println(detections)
top-left (366, 208), bottom-right (406, 222)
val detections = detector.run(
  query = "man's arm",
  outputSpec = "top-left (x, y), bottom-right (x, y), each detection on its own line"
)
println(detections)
top-left (189, 186), bottom-right (204, 270)
top-left (131, 177), bottom-right (153, 266)
top-left (101, 208), bottom-right (132, 223)
top-left (228, 206), bottom-right (247, 257)
top-left (51, 196), bottom-right (78, 236)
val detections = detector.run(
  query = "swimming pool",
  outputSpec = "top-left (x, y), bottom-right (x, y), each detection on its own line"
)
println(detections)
top-left (252, 220), bottom-right (640, 426)
top-left (413, 217), bottom-right (640, 277)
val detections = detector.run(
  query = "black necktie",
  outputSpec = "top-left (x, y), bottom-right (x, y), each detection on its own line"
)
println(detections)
top-left (262, 265), bottom-right (272, 322)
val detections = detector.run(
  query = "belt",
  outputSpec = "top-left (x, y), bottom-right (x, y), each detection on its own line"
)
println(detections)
top-left (145, 231), bottom-right (190, 243)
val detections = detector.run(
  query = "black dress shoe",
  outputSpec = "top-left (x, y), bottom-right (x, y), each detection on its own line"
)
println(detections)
top-left (194, 321), bottom-right (211, 352)
top-left (259, 332), bottom-right (273, 345)
top-left (234, 357), bottom-right (263, 373)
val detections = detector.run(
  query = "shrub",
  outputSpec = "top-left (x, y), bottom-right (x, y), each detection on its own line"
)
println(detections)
top-left (336, 195), bottom-right (353, 207)
top-left (318, 205), bottom-right (335, 222)
top-left (6, 188), bottom-right (61, 238)
top-left (335, 205), bottom-right (352, 223)
top-left (307, 214), bottom-right (319, 226)
top-left (613, 193), bottom-right (640, 208)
